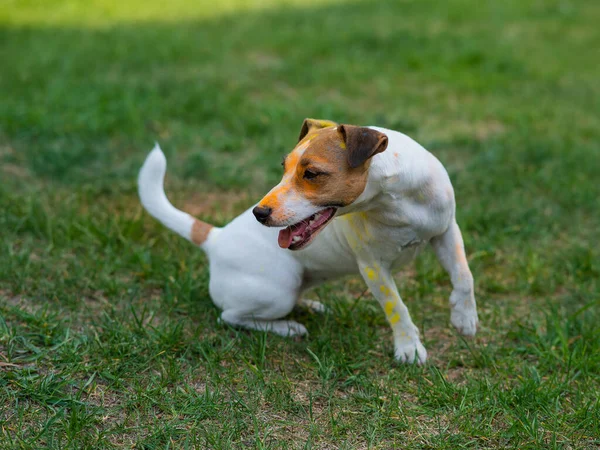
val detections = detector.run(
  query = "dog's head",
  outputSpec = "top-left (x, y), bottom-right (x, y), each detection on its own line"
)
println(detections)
top-left (253, 118), bottom-right (388, 250)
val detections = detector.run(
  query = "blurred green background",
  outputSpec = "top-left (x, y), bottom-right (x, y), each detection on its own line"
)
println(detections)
top-left (1, 0), bottom-right (599, 448)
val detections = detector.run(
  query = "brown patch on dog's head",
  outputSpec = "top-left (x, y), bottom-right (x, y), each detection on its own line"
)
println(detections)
top-left (257, 119), bottom-right (388, 226)
top-left (291, 124), bottom-right (388, 208)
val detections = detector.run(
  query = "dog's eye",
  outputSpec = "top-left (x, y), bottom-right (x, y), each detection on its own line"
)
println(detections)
top-left (303, 170), bottom-right (319, 180)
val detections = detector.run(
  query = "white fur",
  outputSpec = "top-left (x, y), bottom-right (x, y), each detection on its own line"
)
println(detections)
top-left (138, 128), bottom-right (478, 364)
top-left (138, 144), bottom-right (220, 249)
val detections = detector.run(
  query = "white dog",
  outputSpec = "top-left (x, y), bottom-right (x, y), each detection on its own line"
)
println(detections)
top-left (138, 119), bottom-right (478, 364)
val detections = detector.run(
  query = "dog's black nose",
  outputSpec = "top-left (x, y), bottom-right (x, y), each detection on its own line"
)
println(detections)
top-left (252, 206), bottom-right (272, 223)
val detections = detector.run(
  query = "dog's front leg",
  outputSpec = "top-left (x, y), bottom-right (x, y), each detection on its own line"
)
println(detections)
top-left (358, 261), bottom-right (427, 364)
top-left (430, 220), bottom-right (478, 336)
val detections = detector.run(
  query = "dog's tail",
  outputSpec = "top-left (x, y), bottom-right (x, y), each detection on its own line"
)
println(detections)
top-left (138, 144), bottom-right (220, 250)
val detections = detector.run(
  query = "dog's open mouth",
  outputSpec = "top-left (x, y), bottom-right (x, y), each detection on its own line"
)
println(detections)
top-left (278, 207), bottom-right (337, 250)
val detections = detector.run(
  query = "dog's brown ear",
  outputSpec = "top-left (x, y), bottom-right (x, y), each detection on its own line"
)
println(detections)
top-left (298, 118), bottom-right (338, 142)
top-left (338, 125), bottom-right (388, 169)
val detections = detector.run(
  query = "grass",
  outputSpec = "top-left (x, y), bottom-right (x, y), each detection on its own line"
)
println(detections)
top-left (1, 0), bottom-right (599, 448)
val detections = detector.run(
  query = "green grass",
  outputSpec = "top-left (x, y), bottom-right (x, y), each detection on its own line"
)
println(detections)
top-left (1, 0), bottom-right (599, 448)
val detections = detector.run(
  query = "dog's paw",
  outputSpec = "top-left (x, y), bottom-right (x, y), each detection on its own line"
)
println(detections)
top-left (394, 339), bottom-right (427, 365)
top-left (271, 320), bottom-right (308, 337)
top-left (451, 308), bottom-right (478, 337)
top-left (449, 289), bottom-right (478, 337)
top-left (297, 299), bottom-right (328, 314)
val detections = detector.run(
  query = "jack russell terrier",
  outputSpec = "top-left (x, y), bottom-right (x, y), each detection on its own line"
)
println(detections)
top-left (138, 119), bottom-right (479, 364)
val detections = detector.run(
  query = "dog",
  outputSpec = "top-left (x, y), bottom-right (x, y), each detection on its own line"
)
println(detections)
top-left (138, 119), bottom-right (478, 364)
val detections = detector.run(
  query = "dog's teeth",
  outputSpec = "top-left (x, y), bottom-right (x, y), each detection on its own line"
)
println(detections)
top-left (314, 213), bottom-right (321, 221)
top-left (308, 220), bottom-right (315, 227)
top-left (292, 236), bottom-right (301, 243)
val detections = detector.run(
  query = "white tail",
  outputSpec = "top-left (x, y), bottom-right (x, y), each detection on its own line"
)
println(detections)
top-left (138, 144), bottom-right (217, 249)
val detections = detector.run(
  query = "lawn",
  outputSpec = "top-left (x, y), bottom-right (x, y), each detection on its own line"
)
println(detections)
top-left (1, 0), bottom-right (599, 448)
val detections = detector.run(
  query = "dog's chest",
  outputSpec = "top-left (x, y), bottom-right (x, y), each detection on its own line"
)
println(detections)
top-left (338, 212), bottom-right (425, 262)
top-left (294, 212), bottom-right (426, 286)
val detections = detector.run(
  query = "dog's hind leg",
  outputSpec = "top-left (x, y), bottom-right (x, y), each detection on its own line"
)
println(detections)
top-left (430, 220), bottom-right (478, 336)
top-left (220, 310), bottom-right (308, 337)
top-left (209, 263), bottom-right (307, 337)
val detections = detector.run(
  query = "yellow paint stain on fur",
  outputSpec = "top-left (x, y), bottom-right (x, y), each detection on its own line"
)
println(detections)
top-left (365, 267), bottom-right (377, 281)
top-left (389, 313), bottom-right (400, 325)
top-left (343, 213), bottom-right (374, 246)
top-left (342, 214), bottom-right (363, 248)
top-left (318, 119), bottom-right (336, 128)
top-left (339, 141), bottom-right (346, 149)
top-left (341, 217), bottom-right (359, 250)
top-left (358, 213), bottom-right (373, 239)
top-left (384, 300), bottom-right (395, 316)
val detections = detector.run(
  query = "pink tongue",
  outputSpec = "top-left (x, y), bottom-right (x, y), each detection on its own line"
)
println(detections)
top-left (278, 227), bottom-right (293, 249)
top-left (278, 222), bottom-right (309, 249)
